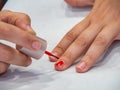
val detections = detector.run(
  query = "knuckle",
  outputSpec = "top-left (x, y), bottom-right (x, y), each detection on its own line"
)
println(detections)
top-left (14, 12), bottom-right (30, 20)
top-left (75, 36), bottom-right (88, 47)
top-left (0, 24), bottom-right (10, 38)
top-left (55, 44), bottom-right (66, 53)
top-left (9, 13), bottom-right (30, 25)
top-left (94, 36), bottom-right (107, 46)
top-left (65, 31), bottom-right (76, 42)
top-left (0, 10), bottom-right (12, 15)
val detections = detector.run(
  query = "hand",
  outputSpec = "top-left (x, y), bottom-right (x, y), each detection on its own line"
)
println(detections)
top-left (50, 0), bottom-right (120, 73)
top-left (0, 10), bottom-right (41, 74)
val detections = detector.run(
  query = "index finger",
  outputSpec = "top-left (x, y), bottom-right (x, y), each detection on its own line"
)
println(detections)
top-left (50, 20), bottom-right (90, 61)
top-left (0, 10), bottom-right (36, 35)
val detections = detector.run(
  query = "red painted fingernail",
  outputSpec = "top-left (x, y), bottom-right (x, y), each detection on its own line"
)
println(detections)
top-left (55, 60), bottom-right (64, 68)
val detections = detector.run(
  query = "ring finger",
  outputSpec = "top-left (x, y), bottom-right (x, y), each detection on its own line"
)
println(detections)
top-left (54, 22), bottom-right (104, 71)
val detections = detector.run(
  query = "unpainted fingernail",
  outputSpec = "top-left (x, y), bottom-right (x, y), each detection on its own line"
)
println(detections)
top-left (77, 62), bottom-right (87, 70)
top-left (32, 41), bottom-right (41, 50)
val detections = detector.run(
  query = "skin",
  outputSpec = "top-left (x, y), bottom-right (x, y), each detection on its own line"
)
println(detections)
top-left (50, 0), bottom-right (120, 73)
top-left (0, 10), bottom-right (41, 74)
top-left (65, 0), bottom-right (95, 7)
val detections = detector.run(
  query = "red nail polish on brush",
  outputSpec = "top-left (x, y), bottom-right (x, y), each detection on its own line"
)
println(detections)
top-left (45, 51), bottom-right (59, 59)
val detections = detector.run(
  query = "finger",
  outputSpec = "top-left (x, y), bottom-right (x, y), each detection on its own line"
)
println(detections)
top-left (114, 33), bottom-right (120, 40)
top-left (76, 24), bottom-right (119, 73)
top-left (64, 0), bottom-right (94, 7)
top-left (11, 12), bottom-right (36, 35)
top-left (0, 10), bottom-right (36, 35)
top-left (54, 22), bottom-right (104, 71)
top-left (0, 62), bottom-right (10, 75)
top-left (0, 22), bottom-right (41, 50)
top-left (0, 43), bottom-right (32, 66)
top-left (50, 19), bottom-right (90, 61)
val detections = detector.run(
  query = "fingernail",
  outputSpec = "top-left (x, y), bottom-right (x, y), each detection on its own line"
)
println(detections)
top-left (78, 62), bottom-right (87, 70)
top-left (32, 41), bottom-right (41, 50)
top-left (26, 59), bottom-right (32, 66)
top-left (55, 60), bottom-right (64, 69)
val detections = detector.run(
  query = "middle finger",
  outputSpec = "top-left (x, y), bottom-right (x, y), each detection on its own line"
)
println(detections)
top-left (54, 22), bottom-right (104, 71)
top-left (50, 19), bottom-right (90, 61)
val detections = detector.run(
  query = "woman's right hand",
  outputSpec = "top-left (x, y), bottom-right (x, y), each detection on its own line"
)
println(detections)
top-left (0, 10), bottom-right (41, 74)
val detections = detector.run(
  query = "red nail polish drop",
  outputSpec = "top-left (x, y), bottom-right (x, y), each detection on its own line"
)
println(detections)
top-left (55, 60), bottom-right (64, 67)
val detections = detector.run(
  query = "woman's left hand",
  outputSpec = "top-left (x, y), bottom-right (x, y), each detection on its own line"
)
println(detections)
top-left (50, 0), bottom-right (120, 73)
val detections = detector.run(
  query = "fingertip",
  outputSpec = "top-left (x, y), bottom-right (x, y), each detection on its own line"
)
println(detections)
top-left (54, 58), bottom-right (73, 71)
top-left (76, 61), bottom-right (89, 73)
top-left (54, 60), bottom-right (65, 71)
top-left (0, 62), bottom-right (10, 75)
top-left (24, 57), bottom-right (32, 67)
top-left (65, 0), bottom-right (77, 7)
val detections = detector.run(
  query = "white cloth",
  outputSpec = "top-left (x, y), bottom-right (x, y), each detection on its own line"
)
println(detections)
top-left (0, 0), bottom-right (120, 90)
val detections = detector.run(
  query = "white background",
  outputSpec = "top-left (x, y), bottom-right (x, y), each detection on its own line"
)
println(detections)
top-left (0, 0), bottom-right (120, 90)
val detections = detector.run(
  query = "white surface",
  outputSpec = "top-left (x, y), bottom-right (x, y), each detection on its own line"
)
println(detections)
top-left (0, 0), bottom-right (120, 90)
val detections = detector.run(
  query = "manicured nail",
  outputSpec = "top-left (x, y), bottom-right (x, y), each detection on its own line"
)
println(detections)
top-left (32, 41), bottom-right (41, 50)
top-left (78, 62), bottom-right (87, 70)
top-left (55, 60), bottom-right (64, 69)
